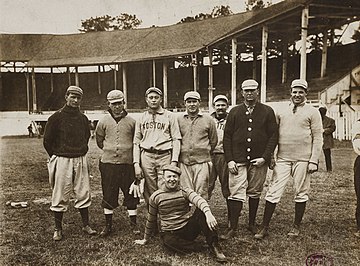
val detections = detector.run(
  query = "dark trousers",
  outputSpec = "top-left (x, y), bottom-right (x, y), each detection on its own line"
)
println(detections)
top-left (160, 208), bottom-right (218, 254)
top-left (209, 153), bottom-right (230, 199)
top-left (323, 149), bottom-right (332, 171)
top-left (354, 156), bottom-right (360, 230)
top-left (99, 162), bottom-right (139, 210)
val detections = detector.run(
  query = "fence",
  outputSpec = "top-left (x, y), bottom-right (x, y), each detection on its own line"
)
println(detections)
top-left (328, 110), bottom-right (360, 141)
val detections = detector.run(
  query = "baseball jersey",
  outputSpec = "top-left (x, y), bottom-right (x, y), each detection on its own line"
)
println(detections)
top-left (95, 112), bottom-right (135, 164)
top-left (210, 112), bottom-right (228, 154)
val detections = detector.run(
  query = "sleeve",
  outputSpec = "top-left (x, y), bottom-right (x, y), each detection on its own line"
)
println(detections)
top-left (352, 121), bottom-right (360, 155)
top-left (309, 109), bottom-right (324, 164)
top-left (43, 113), bottom-right (57, 157)
top-left (323, 118), bottom-right (336, 135)
top-left (183, 187), bottom-right (210, 214)
top-left (84, 116), bottom-right (91, 142)
top-left (133, 118), bottom-right (142, 164)
top-left (169, 112), bottom-right (181, 162)
top-left (262, 107), bottom-right (279, 163)
top-left (144, 194), bottom-right (159, 240)
top-left (208, 118), bottom-right (218, 153)
top-left (223, 109), bottom-right (234, 163)
top-left (95, 118), bottom-right (105, 149)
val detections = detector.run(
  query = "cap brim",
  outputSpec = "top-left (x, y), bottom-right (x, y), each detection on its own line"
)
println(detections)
top-left (108, 99), bottom-right (124, 103)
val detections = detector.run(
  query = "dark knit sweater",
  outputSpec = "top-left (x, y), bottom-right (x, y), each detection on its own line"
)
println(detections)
top-left (223, 102), bottom-right (278, 164)
top-left (43, 105), bottom-right (90, 157)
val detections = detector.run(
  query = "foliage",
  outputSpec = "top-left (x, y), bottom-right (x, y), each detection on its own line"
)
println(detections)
top-left (179, 5), bottom-right (233, 23)
top-left (351, 24), bottom-right (360, 41)
top-left (245, 0), bottom-right (272, 11)
top-left (79, 13), bottom-right (142, 32)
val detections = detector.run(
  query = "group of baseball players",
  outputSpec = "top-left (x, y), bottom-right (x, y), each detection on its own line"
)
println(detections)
top-left (43, 77), bottom-right (358, 263)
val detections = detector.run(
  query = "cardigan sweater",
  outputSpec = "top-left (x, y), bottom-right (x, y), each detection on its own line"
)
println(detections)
top-left (223, 102), bottom-right (278, 164)
top-left (43, 104), bottom-right (90, 158)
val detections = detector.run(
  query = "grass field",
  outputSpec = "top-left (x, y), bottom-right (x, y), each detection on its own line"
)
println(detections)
top-left (0, 137), bottom-right (359, 265)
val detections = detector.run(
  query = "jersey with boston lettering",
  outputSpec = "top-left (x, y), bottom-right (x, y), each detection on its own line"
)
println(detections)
top-left (134, 107), bottom-right (181, 151)
top-left (211, 112), bottom-right (228, 154)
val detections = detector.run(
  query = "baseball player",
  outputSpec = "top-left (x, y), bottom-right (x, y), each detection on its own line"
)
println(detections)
top-left (43, 86), bottom-right (97, 241)
top-left (134, 164), bottom-right (227, 263)
top-left (208, 94), bottom-right (230, 200)
top-left (352, 119), bottom-right (360, 238)
top-left (222, 79), bottom-right (278, 239)
top-left (133, 87), bottom-right (181, 203)
top-left (255, 79), bottom-right (323, 239)
top-left (95, 90), bottom-right (140, 237)
top-left (178, 91), bottom-right (218, 200)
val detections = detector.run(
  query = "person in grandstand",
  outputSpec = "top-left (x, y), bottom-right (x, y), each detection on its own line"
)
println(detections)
top-left (177, 91), bottom-right (218, 200)
top-left (95, 90), bottom-right (140, 237)
top-left (352, 119), bottom-right (360, 238)
top-left (43, 86), bottom-right (97, 241)
top-left (133, 87), bottom-right (181, 203)
top-left (134, 164), bottom-right (227, 263)
top-left (255, 79), bottom-right (323, 239)
top-left (319, 106), bottom-right (336, 172)
top-left (222, 79), bottom-right (278, 240)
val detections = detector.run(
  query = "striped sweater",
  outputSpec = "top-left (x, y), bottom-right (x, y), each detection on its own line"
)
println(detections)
top-left (144, 187), bottom-right (210, 240)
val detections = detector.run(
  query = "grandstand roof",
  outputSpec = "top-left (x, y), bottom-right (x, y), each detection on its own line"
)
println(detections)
top-left (1, 0), bottom-right (359, 67)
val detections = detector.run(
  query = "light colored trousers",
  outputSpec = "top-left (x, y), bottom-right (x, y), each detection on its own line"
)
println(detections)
top-left (265, 160), bottom-right (310, 203)
top-left (47, 155), bottom-right (91, 212)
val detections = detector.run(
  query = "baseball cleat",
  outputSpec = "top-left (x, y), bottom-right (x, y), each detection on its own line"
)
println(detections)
top-left (82, 225), bottom-right (97, 235)
top-left (254, 227), bottom-right (269, 240)
top-left (287, 225), bottom-right (300, 237)
top-left (53, 229), bottom-right (62, 241)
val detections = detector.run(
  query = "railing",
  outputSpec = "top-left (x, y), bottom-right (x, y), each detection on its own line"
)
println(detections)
top-left (328, 110), bottom-right (360, 141)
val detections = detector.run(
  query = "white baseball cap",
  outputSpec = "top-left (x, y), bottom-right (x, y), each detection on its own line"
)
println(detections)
top-left (107, 90), bottom-right (124, 103)
top-left (213, 95), bottom-right (229, 104)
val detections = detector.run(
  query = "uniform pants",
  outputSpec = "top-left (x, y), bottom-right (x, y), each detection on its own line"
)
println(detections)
top-left (323, 148), bottom-right (332, 171)
top-left (265, 160), bottom-right (310, 204)
top-left (141, 151), bottom-right (172, 203)
top-left (354, 156), bottom-right (360, 230)
top-left (179, 162), bottom-right (212, 200)
top-left (209, 153), bottom-right (229, 199)
top-left (160, 208), bottom-right (218, 254)
top-left (47, 155), bottom-right (91, 212)
top-left (99, 162), bottom-right (138, 210)
top-left (228, 163), bottom-right (267, 202)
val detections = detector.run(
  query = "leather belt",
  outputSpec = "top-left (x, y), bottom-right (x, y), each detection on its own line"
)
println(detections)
top-left (142, 148), bottom-right (171, 155)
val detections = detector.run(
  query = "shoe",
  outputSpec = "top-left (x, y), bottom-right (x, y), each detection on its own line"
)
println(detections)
top-left (131, 224), bottom-right (141, 235)
top-left (219, 229), bottom-right (236, 240)
top-left (82, 225), bottom-right (97, 235)
top-left (99, 225), bottom-right (112, 237)
top-left (354, 230), bottom-right (360, 238)
top-left (210, 242), bottom-right (227, 263)
top-left (53, 229), bottom-right (62, 241)
top-left (254, 227), bottom-right (269, 240)
top-left (287, 225), bottom-right (300, 237)
top-left (247, 224), bottom-right (257, 235)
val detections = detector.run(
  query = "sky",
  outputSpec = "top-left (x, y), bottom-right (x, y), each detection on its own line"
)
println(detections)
top-left (0, 0), bottom-right (261, 34)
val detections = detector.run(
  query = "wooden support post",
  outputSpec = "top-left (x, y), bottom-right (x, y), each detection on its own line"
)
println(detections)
top-left (261, 26), bottom-right (268, 103)
top-left (26, 69), bottom-right (30, 113)
top-left (231, 38), bottom-right (237, 106)
top-left (192, 53), bottom-right (199, 91)
top-left (208, 47), bottom-right (214, 111)
top-left (67, 67), bottom-right (71, 86)
top-left (114, 65), bottom-right (117, 90)
top-left (31, 68), bottom-right (37, 113)
top-left (282, 41), bottom-right (288, 84)
top-left (321, 29), bottom-right (328, 78)
top-left (300, 5), bottom-right (309, 80)
top-left (252, 45), bottom-right (257, 79)
top-left (50, 67), bottom-right (54, 93)
top-left (97, 65), bottom-right (101, 94)
top-left (122, 63), bottom-right (128, 108)
top-left (152, 60), bottom-right (156, 87)
top-left (75, 66), bottom-right (79, 86)
top-left (162, 61), bottom-right (168, 108)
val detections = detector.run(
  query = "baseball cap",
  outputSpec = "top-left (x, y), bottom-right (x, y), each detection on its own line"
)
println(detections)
top-left (107, 90), bottom-right (124, 103)
top-left (241, 79), bottom-right (258, 90)
top-left (184, 91), bottom-right (201, 101)
top-left (213, 95), bottom-right (228, 104)
top-left (162, 164), bottom-right (181, 175)
top-left (145, 87), bottom-right (163, 96)
top-left (66, 86), bottom-right (83, 96)
top-left (291, 79), bottom-right (308, 90)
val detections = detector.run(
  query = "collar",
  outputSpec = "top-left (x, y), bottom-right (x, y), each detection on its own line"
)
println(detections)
top-left (184, 110), bottom-right (203, 118)
top-left (62, 104), bottom-right (80, 114)
top-left (289, 99), bottom-right (306, 109)
top-left (211, 112), bottom-right (228, 120)
top-left (108, 109), bottom-right (128, 120)
top-left (147, 106), bottom-right (164, 115)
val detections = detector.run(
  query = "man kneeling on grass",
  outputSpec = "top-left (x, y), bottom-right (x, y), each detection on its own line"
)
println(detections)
top-left (134, 164), bottom-right (227, 263)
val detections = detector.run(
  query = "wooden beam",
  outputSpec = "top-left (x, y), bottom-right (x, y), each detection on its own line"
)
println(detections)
top-left (309, 3), bottom-right (360, 12)
top-left (75, 66), bottom-right (79, 86)
top-left (320, 29), bottom-right (328, 78)
top-left (231, 38), bottom-right (237, 106)
top-left (152, 60), bottom-right (156, 87)
top-left (97, 65), bottom-right (101, 94)
top-left (122, 63), bottom-right (128, 108)
top-left (26, 70), bottom-right (30, 113)
top-left (252, 46), bottom-right (257, 80)
top-left (300, 5), bottom-right (309, 80)
top-left (282, 41), bottom-right (288, 84)
top-left (50, 67), bottom-right (54, 93)
top-left (261, 26), bottom-right (268, 103)
top-left (163, 61), bottom-right (168, 108)
top-left (67, 67), bottom-right (71, 86)
top-left (114, 65), bottom-right (117, 90)
top-left (192, 53), bottom-right (199, 91)
top-left (31, 68), bottom-right (37, 113)
top-left (208, 47), bottom-right (214, 111)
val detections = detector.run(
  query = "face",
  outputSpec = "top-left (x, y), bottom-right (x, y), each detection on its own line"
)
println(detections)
top-left (65, 93), bottom-right (82, 108)
top-left (242, 88), bottom-right (259, 102)
top-left (290, 87), bottom-right (307, 106)
top-left (163, 170), bottom-right (180, 190)
top-left (214, 100), bottom-right (228, 116)
top-left (185, 98), bottom-right (200, 115)
top-left (145, 92), bottom-right (162, 110)
top-left (108, 100), bottom-right (125, 116)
